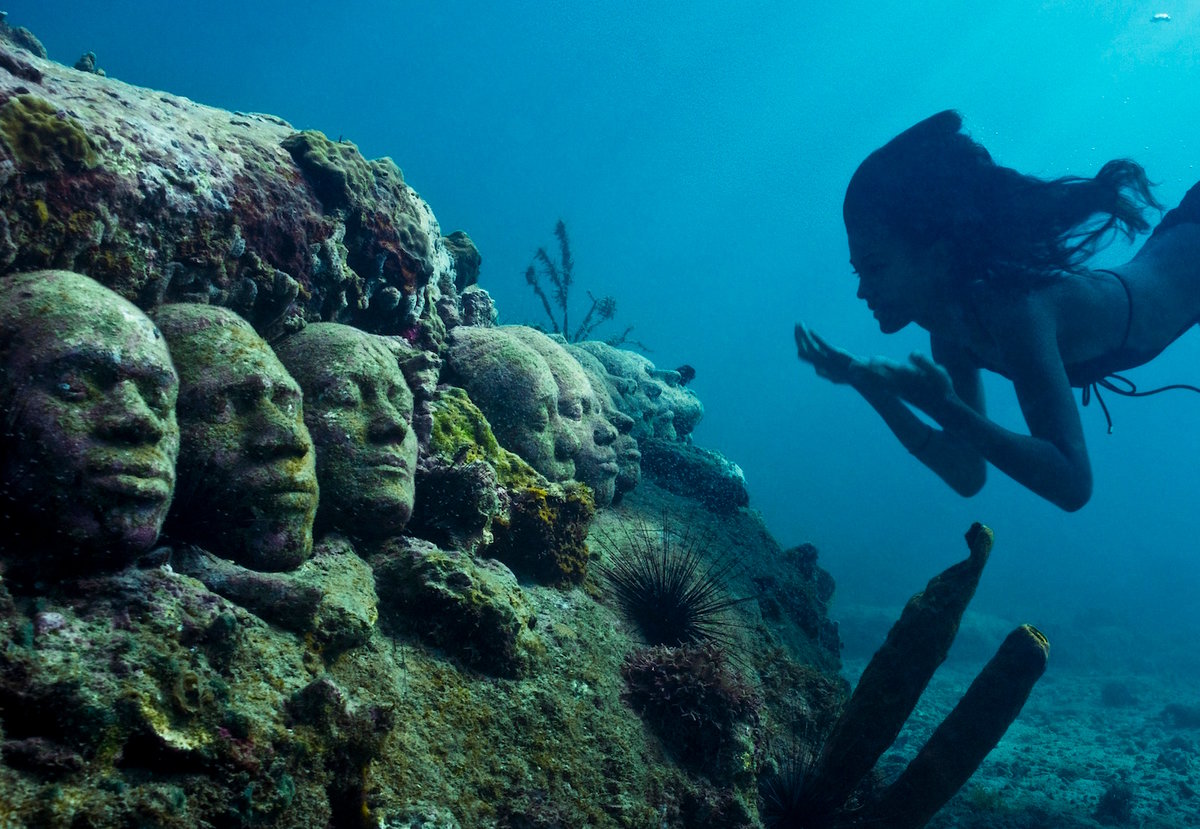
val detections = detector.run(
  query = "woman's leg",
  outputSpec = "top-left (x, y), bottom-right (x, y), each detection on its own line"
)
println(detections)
top-left (1146, 180), bottom-right (1200, 244)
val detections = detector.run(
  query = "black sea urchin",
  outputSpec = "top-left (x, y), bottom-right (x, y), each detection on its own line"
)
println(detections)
top-left (596, 514), bottom-right (748, 648)
top-left (758, 733), bottom-right (823, 829)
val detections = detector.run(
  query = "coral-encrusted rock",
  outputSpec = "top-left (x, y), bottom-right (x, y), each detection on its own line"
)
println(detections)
top-left (0, 566), bottom-right (332, 826)
top-left (574, 340), bottom-right (703, 441)
top-left (285, 677), bottom-right (394, 824)
top-left (485, 482), bottom-right (595, 586)
top-left (371, 537), bottom-right (541, 677)
top-left (443, 230), bottom-right (481, 292)
top-left (411, 385), bottom-right (534, 550)
top-left (639, 438), bottom-right (749, 513)
top-left (0, 43), bottom-right (454, 337)
top-left (171, 537), bottom-right (377, 660)
top-left (459, 284), bottom-right (497, 327)
top-left (412, 385), bottom-right (596, 583)
top-left (752, 542), bottom-right (841, 670)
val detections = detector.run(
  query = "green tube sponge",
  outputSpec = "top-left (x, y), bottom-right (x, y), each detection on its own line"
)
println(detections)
top-left (855, 624), bottom-right (1050, 828)
top-left (806, 522), bottom-right (993, 817)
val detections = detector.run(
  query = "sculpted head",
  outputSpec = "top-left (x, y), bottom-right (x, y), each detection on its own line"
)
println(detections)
top-left (275, 323), bottom-right (418, 540)
top-left (566, 343), bottom-right (641, 502)
top-left (446, 326), bottom-right (579, 482)
top-left (154, 304), bottom-right (317, 571)
top-left (0, 270), bottom-right (179, 569)
top-left (573, 340), bottom-right (703, 442)
top-left (507, 328), bottom-right (619, 507)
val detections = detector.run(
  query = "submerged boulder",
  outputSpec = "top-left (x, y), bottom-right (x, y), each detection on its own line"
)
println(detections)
top-left (0, 39), bottom-right (455, 340)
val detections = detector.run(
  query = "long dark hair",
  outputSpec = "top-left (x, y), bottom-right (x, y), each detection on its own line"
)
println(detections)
top-left (843, 110), bottom-right (1161, 287)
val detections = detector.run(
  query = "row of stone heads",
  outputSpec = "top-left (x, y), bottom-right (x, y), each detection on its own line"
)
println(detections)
top-left (0, 270), bottom-right (702, 580)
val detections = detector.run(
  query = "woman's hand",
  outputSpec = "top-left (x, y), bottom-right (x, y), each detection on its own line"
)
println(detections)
top-left (794, 323), bottom-right (859, 385)
top-left (795, 323), bottom-right (957, 411)
top-left (859, 352), bottom-right (957, 416)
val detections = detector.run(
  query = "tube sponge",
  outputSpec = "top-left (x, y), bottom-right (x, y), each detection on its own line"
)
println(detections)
top-left (858, 623), bottom-right (1050, 828)
top-left (806, 522), bottom-right (993, 817)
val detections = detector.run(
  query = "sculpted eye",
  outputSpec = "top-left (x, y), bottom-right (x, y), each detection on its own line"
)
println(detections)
top-left (386, 384), bottom-right (412, 417)
top-left (183, 391), bottom-right (233, 421)
top-left (274, 388), bottom-right (303, 418)
top-left (142, 380), bottom-right (177, 415)
top-left (54, 374), bottom-right (89, 402)
top-left (320, 381), bottom-right (360, 408)
top-left (229, 387), bottom-right (260, 416)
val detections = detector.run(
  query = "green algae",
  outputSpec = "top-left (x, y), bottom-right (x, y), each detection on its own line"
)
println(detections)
top-left (0, 94), bottom-right (99, 171)
top-left (281, 130), bottom-right (379, 210)
top-left (429, 386), bottom-right (543, 491)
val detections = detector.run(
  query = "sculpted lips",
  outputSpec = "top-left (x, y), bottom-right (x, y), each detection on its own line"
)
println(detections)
top-left (368, 452), bottom-right (411, 474)
top-left (88, 458), bottom-right (174, 502)
top-left (258, 467), bottom-right (318, 510)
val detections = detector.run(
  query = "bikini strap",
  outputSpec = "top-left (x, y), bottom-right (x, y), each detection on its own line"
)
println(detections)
top-left (1092, 268), bottom-right (1135, 353)
top-left (1083, 374), bottom-right (1200, 434)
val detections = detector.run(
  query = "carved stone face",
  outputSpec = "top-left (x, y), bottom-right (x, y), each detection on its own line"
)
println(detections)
top-left (507, 328), bottom-right (619, 507)
top-left (566, 343), bottom-right (641, 502)
top-left (0, 271), bottom-right (179, 567)
top-left (446, 326), bottom-right (579, 482)
top-left (275, 323), bottom-right (418, 540)
top-left (154, 304), bottom-right (317, 571)
top-left (573, 340), bottom-right (704, 441)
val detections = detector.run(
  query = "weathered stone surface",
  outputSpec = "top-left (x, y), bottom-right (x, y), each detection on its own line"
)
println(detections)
top-left (372, 537), bottom-right (541, 678)
top-left (574, 340), bottom-right (704, 441)
top-left (155, 303), bottom-right (318, 571)
top-left (0, 270), bottom-right (178, 577)
top-left (0, 31), bottom-right (853, 829)
top-left (639, 437), bottom-right (750, 512)
top-left (0, 43), bottom-right (454, 340)
top-left (445, 325), bottom-right (624, 506)
top-left (275, 323), bottom-right (419, 541)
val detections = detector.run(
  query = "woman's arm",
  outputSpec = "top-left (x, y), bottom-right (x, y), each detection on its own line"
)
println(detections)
top-left (925, 303), bottom-right (1093, 511)
top-left (796, 313), bottom-right (1093, 511)
top-left (857, 299), bottom-right (1092, 511)
top-left (795, 324), bottom-right (986, 496)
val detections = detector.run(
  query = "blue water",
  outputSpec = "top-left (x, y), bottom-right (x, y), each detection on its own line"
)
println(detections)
top-left (19, 1), bottom-right (1200, 669)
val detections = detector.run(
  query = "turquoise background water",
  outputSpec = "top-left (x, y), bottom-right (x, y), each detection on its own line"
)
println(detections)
top-left (18, 1), bottom-right (1200, 668)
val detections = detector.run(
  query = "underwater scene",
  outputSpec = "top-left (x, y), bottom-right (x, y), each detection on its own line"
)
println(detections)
top-left (1, 2), bottom-right (1199, 826)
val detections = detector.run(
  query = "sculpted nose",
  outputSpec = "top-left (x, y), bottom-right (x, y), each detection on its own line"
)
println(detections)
top-left (99, 380), bottom-right (166, 444)
top-left (369, 400), bottom-right (410, 444)
top-left (594, 419), bottom-right (617, 447)
top-left (608, 409), bottom-right (635, 435)
top-left (248, 401), bottom-right (310, 460)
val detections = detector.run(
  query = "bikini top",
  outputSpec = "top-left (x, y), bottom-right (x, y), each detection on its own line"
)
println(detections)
top-left (965, 270), bottom-right (1200, 432)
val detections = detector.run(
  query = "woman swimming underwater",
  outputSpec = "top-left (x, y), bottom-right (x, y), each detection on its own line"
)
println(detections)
top-left (795, 109), bottom-right (1200, 511)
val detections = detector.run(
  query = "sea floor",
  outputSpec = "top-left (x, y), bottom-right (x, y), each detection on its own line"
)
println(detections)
top-left (841, 657), bottom-right (1200, 828)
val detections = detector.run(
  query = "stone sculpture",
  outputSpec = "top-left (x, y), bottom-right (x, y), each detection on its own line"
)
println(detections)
top-left (275, 323), bottom-right (418, 541)
top-left (573, 339), bottom-right (703, 442)
top-left (153, 303), bottom-right (318, 571)
top-left (445, 325), bottom-right (579, 483)
top-left (0, 270), bottom-right (179, 576)
top-left (566, 343), bottom-right (642, 503)
top-left (507, 327), bottom-right (620, 507)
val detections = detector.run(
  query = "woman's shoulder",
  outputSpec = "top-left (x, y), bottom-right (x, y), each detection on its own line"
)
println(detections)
top-left (955, 277), bottom-right (1062, 370)
top-left (961, 277), bottom-right (1053, 334)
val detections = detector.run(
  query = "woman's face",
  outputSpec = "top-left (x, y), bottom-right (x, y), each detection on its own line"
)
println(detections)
top-left (847, 222), bottom-right (951, 334)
